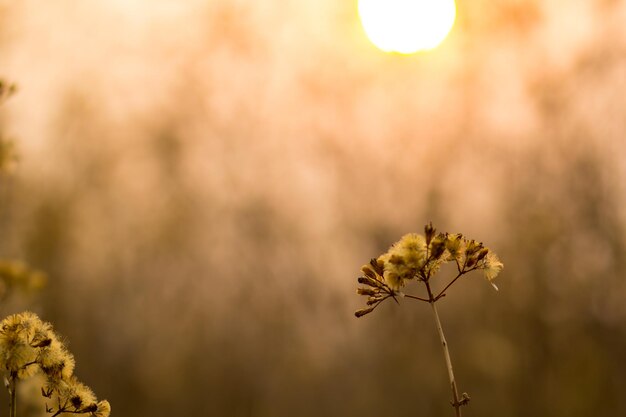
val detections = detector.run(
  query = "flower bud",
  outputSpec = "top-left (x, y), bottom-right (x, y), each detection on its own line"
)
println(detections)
top-left (430, 234), bottom-right (446, 259)
top-left (360, 264), bottom-right (377, 279)
top-left (370, 258), bottom-right (385, 276)
top-left (366, 296), bottom-right (384, 305)
top-left (424, 222), bottom-right (436, 245)
top-left (465, 240), bottom-right (481, 256)
top-left (94, 400), bottom-right (111, 417)
top-left (357, 287), bottom-right (377, 296)
top-left (355, 307), bottom-right (375, 318)
top-left (357, 276), bottom-right (382, 288)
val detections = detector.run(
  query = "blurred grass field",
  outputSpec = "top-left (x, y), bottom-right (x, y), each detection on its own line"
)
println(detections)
top-left (1, 1), bottom-right (625, 416)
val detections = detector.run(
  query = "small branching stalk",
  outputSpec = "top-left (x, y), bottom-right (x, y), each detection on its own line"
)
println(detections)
top-left (0, 312), bottom-right (111, 417)
top-left (355, 223), bottom-right (503, 416)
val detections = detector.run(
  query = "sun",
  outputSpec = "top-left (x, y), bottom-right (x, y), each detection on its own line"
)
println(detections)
top-left (358, 0), bottom-right (457, 54)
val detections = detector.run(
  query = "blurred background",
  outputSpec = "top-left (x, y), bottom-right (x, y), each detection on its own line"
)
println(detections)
top-left (0, 1), bottom-right (625, 416)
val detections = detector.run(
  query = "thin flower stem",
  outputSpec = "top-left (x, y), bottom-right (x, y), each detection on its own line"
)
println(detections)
top-left (370, 295), bottom-right (393, 312)
top-left (50, 405), bottom-right (94, 417)
top-left (434, 272), bottom-right (464, 301)
top-left (9, 373), bottom-right (17, 417)
top-left (404, 294), bottom-right (430, 302)
top-left (434, 266), bottom-right (479, 301)
top-left (430, 301), bottom-right (462, 417)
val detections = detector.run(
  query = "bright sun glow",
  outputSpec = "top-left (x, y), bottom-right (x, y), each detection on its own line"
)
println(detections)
top-left (358, 0), bottom-right (456, 54)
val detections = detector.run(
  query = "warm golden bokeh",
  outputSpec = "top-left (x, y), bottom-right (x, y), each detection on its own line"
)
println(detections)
top-left (0, 1), bottom-right (625, 417)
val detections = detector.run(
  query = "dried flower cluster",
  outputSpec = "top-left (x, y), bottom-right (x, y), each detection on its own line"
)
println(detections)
top-left (356, 223), bottom-right (503, 317)
top-left (354, 223), bottom-right (503, 417)
top-left (0, 312), bottom-right (111, 417)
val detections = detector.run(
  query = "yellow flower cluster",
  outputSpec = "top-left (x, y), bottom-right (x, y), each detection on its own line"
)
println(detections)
top-left (0, 312), bottom-right (111, 417)
top-left (355, 223), bottom-right (503, 317)
top-left (379, 233), bottom-right (427, 291)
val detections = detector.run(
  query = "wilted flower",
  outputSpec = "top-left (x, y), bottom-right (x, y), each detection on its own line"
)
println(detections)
top-left (39, 339), bottom-right (75, 381)
top-left (94, 400), bottom-right (111, 417)
top-left (481, 252), bottom-right (504, 290)
top-left (381, 233), bottom-right (427, 290)
top-left (0, 312), bottom-right (43, 375)
top-left (59, 376), bottom-right (96, 410)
